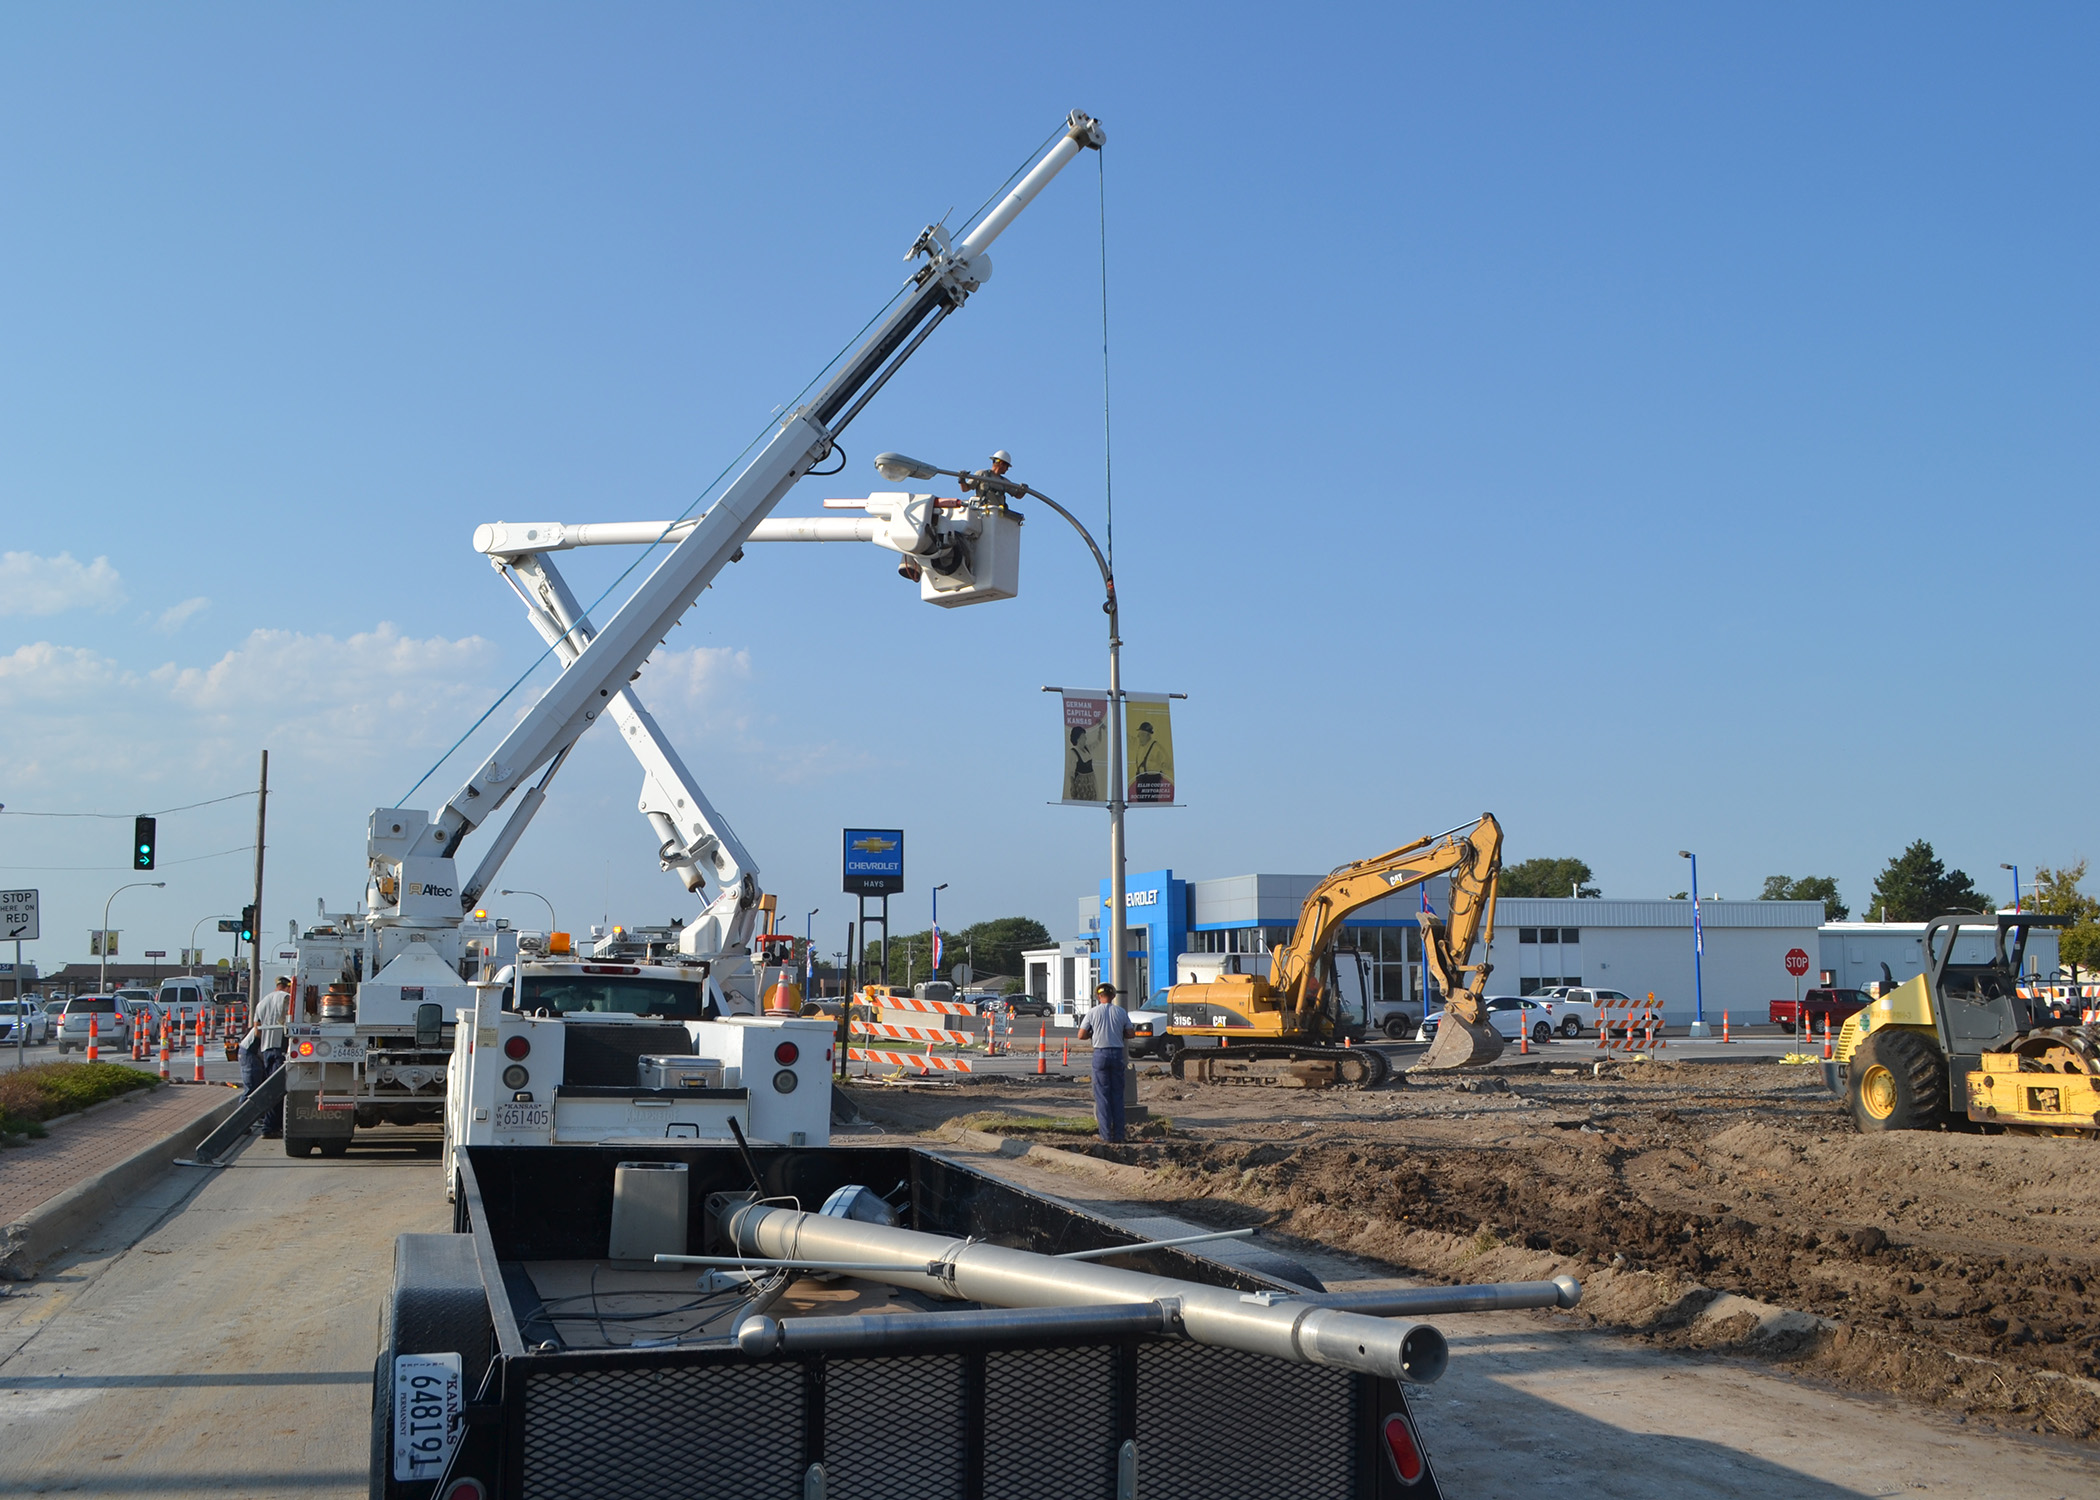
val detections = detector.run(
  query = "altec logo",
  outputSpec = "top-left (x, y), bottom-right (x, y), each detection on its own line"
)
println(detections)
top-left (407, 882), bottom-right (456, 898)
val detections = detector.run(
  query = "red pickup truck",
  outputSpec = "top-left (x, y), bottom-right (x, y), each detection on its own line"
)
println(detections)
top-left (1769, 987), bottom-right (1870, 1034)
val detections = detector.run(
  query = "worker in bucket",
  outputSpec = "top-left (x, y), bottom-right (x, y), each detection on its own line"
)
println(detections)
top-left (241, 976), bottom-right (292, 1138)
top-left (1077, 981), bottom-right (1136, 1143)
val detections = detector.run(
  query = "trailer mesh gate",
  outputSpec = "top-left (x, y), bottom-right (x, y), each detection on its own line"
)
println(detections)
top-left (514, 1340), bottom-right (1360, 1500)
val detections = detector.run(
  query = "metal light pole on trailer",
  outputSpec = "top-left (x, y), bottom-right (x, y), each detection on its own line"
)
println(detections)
top-left (1677, 851), bottom-right (1709, 1038)
top-left (932, 883), bottom-right (947, 985)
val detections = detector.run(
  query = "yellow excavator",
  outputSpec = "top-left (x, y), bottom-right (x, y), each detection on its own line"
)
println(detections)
top-left (1165, 814), bottom-right (1508, 1087)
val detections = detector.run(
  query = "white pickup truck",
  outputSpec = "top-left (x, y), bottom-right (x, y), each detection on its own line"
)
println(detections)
top-left (441, 955), bottom-right (836, 1203)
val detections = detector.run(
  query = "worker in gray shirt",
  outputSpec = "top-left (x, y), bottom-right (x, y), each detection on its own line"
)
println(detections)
top-left (241, 976), bottom-right (292, 1139)
top-left (1076, 982), bottom-right (1136, 1143)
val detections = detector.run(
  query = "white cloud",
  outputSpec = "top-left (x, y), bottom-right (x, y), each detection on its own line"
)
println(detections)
top-left (154, 596), bottom-right (211, 633)
top-left (0, 551), bottom-right (126, 616)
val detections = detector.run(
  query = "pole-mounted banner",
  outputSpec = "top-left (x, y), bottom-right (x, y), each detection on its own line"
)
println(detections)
top-left (1123, 694), bottom-right (1177, 805)
top-left (1058, 691), bottom-right (1110, 806)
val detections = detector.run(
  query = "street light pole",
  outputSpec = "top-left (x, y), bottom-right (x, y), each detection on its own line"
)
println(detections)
top-left (1677, 851), bottom-right (1707, 1036)
top-left (2000, 863), bottom-right (2021, 913)
top-left (871, 451), bottom-right (1131, 998)
top-left (805, 907), bottom-right (819, 997)
top-left (932, 883), bottom-right (948, 987)
top-left (500, 888), bottom-right (558, 935)
top-left (100, 880), bottom-right (166, 994)
top-left (190, 913), bottom-right (236, 977)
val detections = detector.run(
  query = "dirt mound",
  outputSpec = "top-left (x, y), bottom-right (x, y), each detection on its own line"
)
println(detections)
top-left (862, 1059), bottom-right (2100, 1439)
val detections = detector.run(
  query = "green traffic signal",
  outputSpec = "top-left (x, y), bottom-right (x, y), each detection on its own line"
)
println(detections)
top-left (133, 815), bottom-right (157, 871)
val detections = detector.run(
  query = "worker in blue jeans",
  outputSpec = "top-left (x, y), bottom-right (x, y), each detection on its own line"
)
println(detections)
top-left (1077, 982), bottom-right (1136, 1143)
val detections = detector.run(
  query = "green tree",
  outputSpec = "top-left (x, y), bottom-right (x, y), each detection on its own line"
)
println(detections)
top-left (1759, 874), bottom-right (1848, 920)
top-left (859, 916), bottom-right (1052, 987)
top-left (1500, 857), bottom-right (1599, 899)
top-left (2027, 862), bottom-right (2100, 978)
top-left (1866, 841), bottom-right (1992, 921)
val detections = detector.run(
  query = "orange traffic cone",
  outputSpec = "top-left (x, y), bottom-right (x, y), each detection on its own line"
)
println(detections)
top-left (1821, 1015), bottom-right (1833, 1061)
top-left (1519, 1024), bottom-right (1529, 1055)
top-left (1037, 1024), bottom-right (1047, 1076)
top-left (193, 1017), bottom-right (206, 1083)
top-left (87, 1014), bottom-right (99, 1063)
top-left (1721, 1011), bottom-right (1731, 1043)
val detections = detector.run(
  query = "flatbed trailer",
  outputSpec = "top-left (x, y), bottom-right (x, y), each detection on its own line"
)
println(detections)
top-left (373, 1142), bottom-right (1537, 1499)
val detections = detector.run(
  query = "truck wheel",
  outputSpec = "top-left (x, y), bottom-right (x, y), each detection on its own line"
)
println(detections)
top-left (1849, 1028), bottom-right (1947, 1133)
top-left (1780, 1020), bottom-right (1796, 1034)
top-left (1383, 1015), bottom-right (1410, 1040)
top-left (1560, 1017), bottom-right (1583, 1038)
top-left (319, 1139), bottom-right (351, 1158)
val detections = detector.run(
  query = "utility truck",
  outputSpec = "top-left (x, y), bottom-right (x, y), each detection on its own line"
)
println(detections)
top-left (282, 110), bottom-right (1106, 1158)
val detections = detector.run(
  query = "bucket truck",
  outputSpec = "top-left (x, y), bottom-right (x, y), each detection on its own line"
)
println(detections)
top-left (280, 110), bottom-right (1104, 1158)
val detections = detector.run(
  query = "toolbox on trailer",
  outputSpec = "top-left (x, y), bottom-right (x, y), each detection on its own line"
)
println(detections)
top-left (373, 1142), bottom-right (1464, 1499)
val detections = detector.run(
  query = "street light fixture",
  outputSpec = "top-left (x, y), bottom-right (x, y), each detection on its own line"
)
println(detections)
top-left (2000, 863), bottom-right (2021, 914)
top-left (190, 913), bottom-right (237, 977)
top-left (873, 451), bottom-right (1134, 998)
top-left (1677, 852), bottom-right (1708, 1037)
top-left (500, 889), bottom-right (559, 934)
top-left (100, 880), bottom-right (166, 994)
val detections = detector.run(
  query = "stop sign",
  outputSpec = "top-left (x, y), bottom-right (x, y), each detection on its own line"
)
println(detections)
top-left (1785, 948), bottom-right (1811, 977)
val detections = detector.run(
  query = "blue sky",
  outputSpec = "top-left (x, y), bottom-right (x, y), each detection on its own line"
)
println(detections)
top-left (2, 4), bottom-right (2093, 970)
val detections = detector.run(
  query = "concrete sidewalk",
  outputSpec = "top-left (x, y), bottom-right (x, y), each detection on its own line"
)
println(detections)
top-left (0, 1085), bottom-right (231, 1225)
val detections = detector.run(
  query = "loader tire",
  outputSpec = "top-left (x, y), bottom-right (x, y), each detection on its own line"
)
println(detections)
top-left (1849, 1028), bottom-right (1948, 1133)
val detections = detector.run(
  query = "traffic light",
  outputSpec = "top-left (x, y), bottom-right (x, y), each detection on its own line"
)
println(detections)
top-left (133, 815), bottom-right (157, 870)
top-left (239, 905), bottom-right (257, 944)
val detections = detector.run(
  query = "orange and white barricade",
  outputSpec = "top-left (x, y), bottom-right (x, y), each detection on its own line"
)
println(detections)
top-left (1594, 992), bottom-right (1667, 1054)
top-left (847, 1047), bottom-right (972, 1074)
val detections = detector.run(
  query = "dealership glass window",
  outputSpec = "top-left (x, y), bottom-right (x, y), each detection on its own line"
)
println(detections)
top-left (1518, 928), bottom-right (1539, 944)
top-left (1560, 929), bottom-right (1581, 945)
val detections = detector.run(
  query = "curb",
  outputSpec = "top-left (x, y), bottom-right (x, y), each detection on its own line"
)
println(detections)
top-left (0, 1094), bottom-right (240, 1281)
top-left (935, 1122), bottom-right (1160, 1191)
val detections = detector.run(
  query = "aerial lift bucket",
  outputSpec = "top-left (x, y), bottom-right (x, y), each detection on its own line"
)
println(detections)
top-left (1417, 1009), bottom-right (1505, 1071)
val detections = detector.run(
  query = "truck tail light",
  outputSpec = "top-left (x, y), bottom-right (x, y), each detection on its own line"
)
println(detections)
top-left (1381, 1413), bottom-right (1426, 1485)
top-left (773, 1069), bottom-right (799, 1094)
top-left (503, 1035), bottom-right (530, 1060)
top-left (444, 1481), bottom-right (488, 1500)
top-left (502, 1064), bottom-right (530, 1090)
top-left (774, 1041), bottom-right (799, 1065)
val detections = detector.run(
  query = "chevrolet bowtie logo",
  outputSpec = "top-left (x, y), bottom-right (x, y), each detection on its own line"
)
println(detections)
top-left (850, 835), bottom-right (898, 854)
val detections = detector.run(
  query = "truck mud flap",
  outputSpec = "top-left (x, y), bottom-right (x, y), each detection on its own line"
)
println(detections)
top-left (374, 1234), bottom-right (497, 1500)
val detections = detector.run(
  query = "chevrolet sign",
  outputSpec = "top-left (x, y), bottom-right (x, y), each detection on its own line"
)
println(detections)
top-left (843, 828), bottom-right (904, 895)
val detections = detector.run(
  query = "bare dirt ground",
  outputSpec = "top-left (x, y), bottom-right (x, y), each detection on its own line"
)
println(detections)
top-left (847, 1054), bottom-right (2100, 1446)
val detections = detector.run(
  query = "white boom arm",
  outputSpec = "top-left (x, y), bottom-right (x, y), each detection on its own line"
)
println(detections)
top-left (368, 109), bottom-right (1103, 927)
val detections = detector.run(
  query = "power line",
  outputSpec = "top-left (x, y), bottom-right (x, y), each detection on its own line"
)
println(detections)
top-left (0, 790), bottom-right (256, 821)
top-left (0, 843), bottom-right (254, 872)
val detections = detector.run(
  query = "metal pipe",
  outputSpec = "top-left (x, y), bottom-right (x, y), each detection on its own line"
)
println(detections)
top-left (720, 1202), bottom-right (1448, 1384)
top-left (736, 1301), bottom-right (1171, 1356)
top-left (1055, 1228), bottom-right (1255, 1260)
top-left (1297, 1277), bottom-right (1581, 1317)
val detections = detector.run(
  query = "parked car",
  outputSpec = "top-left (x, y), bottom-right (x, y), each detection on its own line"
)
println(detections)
top-left (43, 997), bottom-right (68, 1028)
top-left (1538, 987), bottom-right (1640, 1038)
top-left (0, 997), bottom-right (50, 1046)
top-left (1004, 993), bottom-right (1052, 1018)
top-left (56, 995), bottom-right (132, 1054)
top-left (1420, 995), bottom-right (1556, 1045)
top-left (1769, 988), bottom-right (1869, 1034)
top-left (114, 988), bottom-right (159, 1029)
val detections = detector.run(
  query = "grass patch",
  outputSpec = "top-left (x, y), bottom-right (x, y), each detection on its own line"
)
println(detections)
top-left (0, 1061), bottom-right (159, 1140)
top-left (959, 1111), bottom-right (1100, 1136)
top-left (959, 1111), bottom-right (1173, 1141)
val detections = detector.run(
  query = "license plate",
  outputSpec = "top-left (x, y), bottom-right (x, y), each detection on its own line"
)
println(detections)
top-left (493, 1103), bottom-right (551, 1131)
top-left (392, 1352), bottom-right (462, 1482)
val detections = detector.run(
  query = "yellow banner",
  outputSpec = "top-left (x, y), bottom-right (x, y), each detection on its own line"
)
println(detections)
top-left (1126, 696), bottom-right (1175, 805)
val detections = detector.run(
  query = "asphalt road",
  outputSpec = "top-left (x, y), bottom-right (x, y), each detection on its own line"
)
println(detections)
top-left (0, 1127), bottom-right (446, 1498)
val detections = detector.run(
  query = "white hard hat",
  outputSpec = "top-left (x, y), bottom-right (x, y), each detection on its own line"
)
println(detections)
top-left (991, 450), bottom-right (1012, 465)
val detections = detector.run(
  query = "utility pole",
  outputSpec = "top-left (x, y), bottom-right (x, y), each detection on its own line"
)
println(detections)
top-left (249, 750), bottom-right (269, 1016)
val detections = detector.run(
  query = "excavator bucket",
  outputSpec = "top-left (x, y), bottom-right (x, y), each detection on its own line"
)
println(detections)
top-left (1417, 1010), bottom-right (1505, 1070)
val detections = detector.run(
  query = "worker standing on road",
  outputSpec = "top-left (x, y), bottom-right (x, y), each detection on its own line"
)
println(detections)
top-left (241, 976), bottom-right (292, 1139)
top-left (1077, 982), bottom-right (1135, 1144)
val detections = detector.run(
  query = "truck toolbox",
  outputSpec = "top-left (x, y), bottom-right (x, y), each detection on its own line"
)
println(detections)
top-left (635, 1054), bottom-right (725, 1090)
top-left (378, 1142), bottom-right (1508, 1499)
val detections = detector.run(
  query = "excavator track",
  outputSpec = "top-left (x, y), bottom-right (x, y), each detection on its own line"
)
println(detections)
top-left (1171, 1044), bottom-right (1390, 1090)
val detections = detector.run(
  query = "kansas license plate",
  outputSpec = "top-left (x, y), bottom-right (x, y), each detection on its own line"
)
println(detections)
top-left (493, 1102), bottom-right (551, 1130)
top-left (392, 1352), bottom-right (462, 1482)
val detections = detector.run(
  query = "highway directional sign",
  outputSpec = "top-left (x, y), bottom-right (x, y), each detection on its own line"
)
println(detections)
top-left (0, 890), bottom-right (39, 943)
top-left (217, 919), bottom-right (241, 933)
